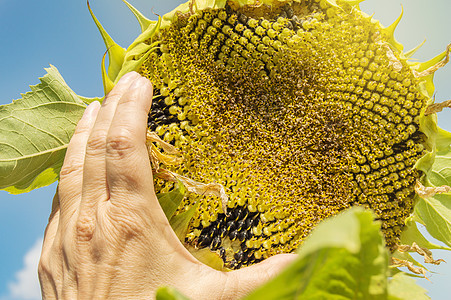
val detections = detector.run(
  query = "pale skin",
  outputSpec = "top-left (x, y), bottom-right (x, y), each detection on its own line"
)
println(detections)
top-left (38, 71), bottom-right (297, 299)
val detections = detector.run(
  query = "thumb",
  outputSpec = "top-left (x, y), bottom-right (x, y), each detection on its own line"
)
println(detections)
top-left (226, 254), bottom-right (298, 298)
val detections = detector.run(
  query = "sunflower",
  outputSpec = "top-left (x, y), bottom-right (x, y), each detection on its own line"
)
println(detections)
top-left (90, 0), bottom-right (451, 270)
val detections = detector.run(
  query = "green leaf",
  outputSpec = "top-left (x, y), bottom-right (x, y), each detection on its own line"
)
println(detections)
top-left (244, 208), bottom-right (390, 300)
top-left (414, 195), bottom-right (451, 248)
top-left (186, 246), bottom-right (226, 271)
top-left (428, 151), bottom-right (451, 186)
top-left (0, 65), bottom-right (86, 194)
top-left (400, 219), bottom-right (450, 251)
top-left (388, 273), bottom-right (429, 300)
top-left (170, 203), bottom-right (199, 242)
top-left (156, 286), bottom-right (190, 300)
top-left (414, 145), bottom-right (451, 248)
top-left (77, 95), bottom-right (104, 105)
top-left (435, 126), bottom-right (451, 153)
top-left (157, 181), bottom-right (187, 219)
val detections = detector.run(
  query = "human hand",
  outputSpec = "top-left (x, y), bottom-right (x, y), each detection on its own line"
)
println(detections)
top-left (38, 71), bottom-right (296, 299)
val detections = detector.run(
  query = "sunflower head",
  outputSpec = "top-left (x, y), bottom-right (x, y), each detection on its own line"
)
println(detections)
top-left (93, 0), bottom-right (450, 270)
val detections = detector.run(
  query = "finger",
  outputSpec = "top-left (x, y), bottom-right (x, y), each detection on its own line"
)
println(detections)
top-left (39, 193), bottom-right (61, 295)
top-left (42, 192), bottom-right (61, 250)
top-left (50, 188), bottom-right (60, 221)
top-left (38, 208), bottom-right (60, 300)
top-left (58, 101), bottom-right (100, 221)
top-left (226, 254), bottom-right (298, 298)
top-left (105, 76), bottom-right (154, 203)
top-left (82, 72), bottom-right (141, 204)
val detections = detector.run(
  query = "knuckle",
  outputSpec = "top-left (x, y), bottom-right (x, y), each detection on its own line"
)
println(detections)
top-left (73, 122), bottom-right (92, 136)
top-left (105, 89), bottom-right (125, 101)
top-left (118, 92), bottom-right (137, 105)
top-left (59, 161), bottom-right (84, 179)
top-left (86, 132), bottom-right (106, 154)
top-left (38, 258), bottom-right (49, 277)
top-left (106, 129), bottom-right (136, 155)
top-left (75, 214), bottom-right (96, 242)
top-left (38, 249), bottom-right (56, 277)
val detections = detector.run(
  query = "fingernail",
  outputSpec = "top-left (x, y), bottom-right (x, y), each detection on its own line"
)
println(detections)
top-left (140, 77), bottom-right (153, 100)
top-left (132, 77), bottom-right (153, 103)
top-left (117, 71), bottom-right (140, 85)
top-left (128, 76), bottom-right (147, 92)
top-left (82, 101), bottom-right (100, 122)
top-left (131, 76), bottom-right (152, 91)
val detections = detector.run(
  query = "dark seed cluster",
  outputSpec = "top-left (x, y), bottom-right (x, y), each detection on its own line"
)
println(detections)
top-left (195, 205), bottom-right (263, 268)
top-left (147, 89), bottom-right (181, 132)
top-left (141, 0), bottom-right (428, 269)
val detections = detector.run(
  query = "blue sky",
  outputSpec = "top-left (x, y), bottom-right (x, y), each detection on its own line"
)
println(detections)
top-left (0, 0), bottom-right (450, 299)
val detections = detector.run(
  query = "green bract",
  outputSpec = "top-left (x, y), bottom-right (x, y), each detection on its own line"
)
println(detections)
top-left (1, 0), bottom-right (451, 298)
